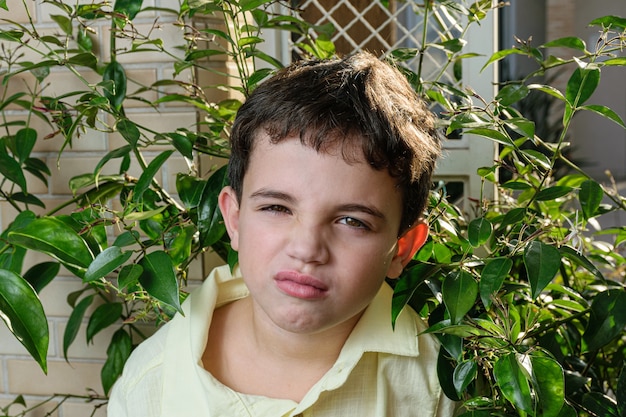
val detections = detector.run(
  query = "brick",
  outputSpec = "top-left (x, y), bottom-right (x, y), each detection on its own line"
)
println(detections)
top-left (38, 279), bottom-right (91, 318)
top-left (7, 359), bottom-right (104, 396)
top-left (0, 1), bottom-right (35, 23)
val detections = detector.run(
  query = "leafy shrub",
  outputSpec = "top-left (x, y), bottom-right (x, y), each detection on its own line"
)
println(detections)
top-left (0, 1), bottom-right (624, 416)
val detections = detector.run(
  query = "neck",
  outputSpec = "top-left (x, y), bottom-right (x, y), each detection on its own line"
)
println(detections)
top-left (242, 296), bottom-right (361, 365)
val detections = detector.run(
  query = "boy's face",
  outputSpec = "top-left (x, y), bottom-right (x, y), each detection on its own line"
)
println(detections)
top-left (219, 134), bottom-right (427, 336)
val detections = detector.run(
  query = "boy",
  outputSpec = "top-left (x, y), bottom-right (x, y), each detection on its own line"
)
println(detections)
top-left (108, 51), bottom-right (457, 416)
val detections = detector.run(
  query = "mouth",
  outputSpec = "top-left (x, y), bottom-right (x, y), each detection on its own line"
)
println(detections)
top-left (274, 270), bottom-right (329, 299)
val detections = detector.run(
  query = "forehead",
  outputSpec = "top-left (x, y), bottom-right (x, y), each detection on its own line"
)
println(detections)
top-left (243, 133), bottom-right (403, 216)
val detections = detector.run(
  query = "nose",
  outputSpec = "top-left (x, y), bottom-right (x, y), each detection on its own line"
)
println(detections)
top-left (286, 220), bottom-right (330, 265)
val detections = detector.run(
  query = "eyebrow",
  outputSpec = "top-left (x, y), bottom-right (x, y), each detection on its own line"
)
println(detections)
top-left (336, 203), bottom-right (386, 220)
top-left (249, 188), bottom-right (295, 204)
top-left (249, 188), bottom-right (386, 220)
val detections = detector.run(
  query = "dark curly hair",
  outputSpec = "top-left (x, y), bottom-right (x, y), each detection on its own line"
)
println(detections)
top-left (227, 51), bottom-right (441, 234)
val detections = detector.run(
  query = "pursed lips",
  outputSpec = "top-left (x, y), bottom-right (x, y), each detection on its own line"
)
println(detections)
top-left (274, 270), bottom-right (329, 299)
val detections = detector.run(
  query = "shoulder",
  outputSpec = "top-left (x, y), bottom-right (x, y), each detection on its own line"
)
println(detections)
top-left (110, 323), bottom-right (169, 393)
top-left (107, 324), bottom-right (170, 415)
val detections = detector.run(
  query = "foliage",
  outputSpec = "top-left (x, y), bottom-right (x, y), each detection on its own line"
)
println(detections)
top-left (388, 7), bottom-right (626, 417)
top-left (0, 1), bottom-right (624, 416)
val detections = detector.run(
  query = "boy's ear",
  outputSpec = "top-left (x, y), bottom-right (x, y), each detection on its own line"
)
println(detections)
top-left (387, 221), bottom-right (429, 279)
top-left (218, 186), bottom-right (241, 251)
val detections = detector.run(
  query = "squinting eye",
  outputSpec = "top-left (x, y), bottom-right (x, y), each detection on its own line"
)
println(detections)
top-left (339, 217), bottom-right (369, 230)
top-left (262, 205), bottom-right (290, 214)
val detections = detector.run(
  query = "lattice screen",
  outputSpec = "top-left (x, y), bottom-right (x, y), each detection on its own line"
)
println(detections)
top-left (293, 0), bottom-right (463, 88)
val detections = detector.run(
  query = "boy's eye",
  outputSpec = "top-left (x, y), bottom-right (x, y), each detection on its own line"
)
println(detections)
top-left (338, 216), bottom-right (369, 230)
top-left (261, 204), bottom-right (291, 214)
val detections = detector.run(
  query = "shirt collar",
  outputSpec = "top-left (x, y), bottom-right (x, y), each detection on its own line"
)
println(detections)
top-left (341, 282), bottom-right (420, 358)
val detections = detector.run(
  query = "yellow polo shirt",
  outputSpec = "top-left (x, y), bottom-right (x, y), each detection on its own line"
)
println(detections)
top-left (108, 265), bottom-right (457, 416)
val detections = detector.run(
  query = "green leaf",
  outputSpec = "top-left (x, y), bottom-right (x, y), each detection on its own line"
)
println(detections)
top-left (521, 149), bottom-right (552, 170)
top-left (468, 217), bottom-right (492, 247)
top-left (176, 174), bottom-right (205, 209)
top-left (0, 150), bottom-right (27, 192)
top-left (496, 84), bottom-right (529, 106)
top-left (67, 53), bottom-right (97, 69)
top-left (579, 179), bottom-right (603, 220)
top-left (583, 289), bottom-right (626, 352)
top-left (15, 128), bottom-right (37, 163)
top-left (8, 192), bottom-right (44, 209)
top-left (93, 145), bottom-right (132, 181)
top-left (530, 354), bottom-right (565, 417)
top-left (500, 207), bottom-right (527, 228)
top-left (481, 48), bottom-right (528, 71)
top-left (437, 348), bottom-right (461, 401)
top-left (501, 180), bottom-right (532, 190)
top-left (165, 226), bottom-right (194, 266)
top-left (86, 302), bottom-right (123, 343)
top-left (117, 119), bottom-right (139, 147)
top-left (50, 14), bottom-right (72, 35)
top-left (617, 364), bottom-right (626, 417)
top-left (77, 27), bottom-right (93, 52)
top-left (565, 67), bottom-right (600, 107)
top-left (138, 251), bottom-right (182, 313)
top-left (580, 104), bottom-right (626, 128)
top-left (453, 360), bottom-right (477, 396)
top-left (535, 186), bottom-right (573, 201)
top-left (132, 150), bottom-right (174, 203)
top-left (103, 61), bottom-right (127, 110)
top-left (493, 353), bottom-right (533, 413)
top-left (112, 230), bottom-right (140, 247)
top-left (0, 26), bottom-right (22, 40)
top-left (239, 0), bottom-right (272, 12)
top-left (392, 263), bottom-right (438, 328)
top-left (581, 392), bottom-right (620, 417)
top-left (524, 241), bottom-right (561, 299)
top-left (114, 0), bottom-right (143, 20)
top-left (603, 57), bottom-right (626, 66)
top-left (465, 128), bottom-right (514, 146)
top-left (117, 264), bottom-right (143, 289)
top-left (184, 49), bottom-right (226, 61)
top-left (0, 269), bottom-right (49, 373)
top-left (23, 262), bottom-right (60, 293)
top-left (560, 246), bottom-right (604, 280)
top-left (63, 294), bottom-right (94, 360)
top-left (164, 132), bottom-right (193, 159)
top-left (589, 15), bottom-right (626, 29)
top-left (479, 258), bottom-right (512, 308)
top-left (8, 217), bottom-right (94, 271)
top-left (101, 329), bottom-right (132, 395)
top-left (198, 166), bottom-right (228, 247)
top-left (237, 35), bottom-right (263, 47)
top-left (542, 36), bottom-right (586, 51)
top-left (84, 246), bottom-right (132, 283)
top-left (528, 83), bottom-right (566, 101)
top-left (442, 270), bottom-right (477, 324)
top-left (247, 68), bottom-right (274, 91)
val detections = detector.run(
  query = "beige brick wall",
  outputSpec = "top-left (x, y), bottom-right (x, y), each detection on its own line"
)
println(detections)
top-left (0, 1), bottom-right (224, 415)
